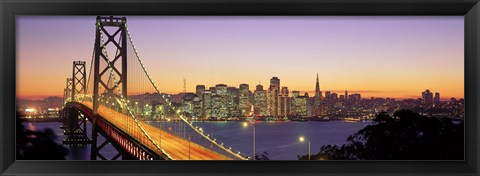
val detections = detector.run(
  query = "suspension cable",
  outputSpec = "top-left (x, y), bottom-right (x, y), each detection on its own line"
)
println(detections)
top-left (96, 21), bottom-right (173, 160)
top-left (124, 23), bottom-right (247, 160)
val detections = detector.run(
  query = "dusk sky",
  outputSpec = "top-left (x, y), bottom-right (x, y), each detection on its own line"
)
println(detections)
top-left (17, 16), bottom-right (464, 100)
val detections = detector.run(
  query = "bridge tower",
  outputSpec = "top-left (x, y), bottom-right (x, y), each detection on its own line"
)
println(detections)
top-left (63, 61), bottom-right (91, 145)
top-left (92, 16), bottom-right (128, 114)
top-left (91, 16), bottom-right (129, 160)
top-left (72, 61), bottom-right (86, 101)
top-left (60, 78), bottom-right (73, 130)
top-left (64, 78), bottom-right (73, 104)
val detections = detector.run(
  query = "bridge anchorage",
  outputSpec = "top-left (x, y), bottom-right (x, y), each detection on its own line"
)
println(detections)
top-left (61, 16), bottom-right (250, 160)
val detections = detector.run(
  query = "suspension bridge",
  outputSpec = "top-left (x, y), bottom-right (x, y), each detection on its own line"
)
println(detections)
top-left (60, 16), bottom-right (249, 160)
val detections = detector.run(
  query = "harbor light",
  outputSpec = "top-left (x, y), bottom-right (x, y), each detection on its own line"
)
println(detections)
top-left (25, 108), bottom-right (36, 113)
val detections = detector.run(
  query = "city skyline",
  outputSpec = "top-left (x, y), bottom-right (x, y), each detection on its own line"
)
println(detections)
top-left (17, 16), bottom-right (464, 100)
top-left (16, 76), bottom-right (457, 102)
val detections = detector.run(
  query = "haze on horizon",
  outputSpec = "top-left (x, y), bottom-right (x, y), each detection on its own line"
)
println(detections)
top-left (17, 16), bottom-right (464, 101)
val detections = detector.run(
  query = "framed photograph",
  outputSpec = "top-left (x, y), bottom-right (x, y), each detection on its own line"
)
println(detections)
top-left (1, 0), bottom-right (479, 175)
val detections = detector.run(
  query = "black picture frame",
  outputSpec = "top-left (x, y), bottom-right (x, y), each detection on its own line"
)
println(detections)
top-left (1, 0), bottom-right (479, 175)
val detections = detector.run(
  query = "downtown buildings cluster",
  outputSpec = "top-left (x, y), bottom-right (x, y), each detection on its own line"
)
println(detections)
top-left (180, 75), bottom-right (327, 120)
top-left (126, 74), bottom-right (464, 121)
top-left (15, 75), bottom-right (465, 122)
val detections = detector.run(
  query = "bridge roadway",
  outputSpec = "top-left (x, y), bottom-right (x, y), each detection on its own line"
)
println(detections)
top-left (77, 102), bottom-right (231, 160)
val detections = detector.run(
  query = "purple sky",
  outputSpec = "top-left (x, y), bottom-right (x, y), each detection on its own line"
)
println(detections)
top-left (17, 16), bottom-right (464, 100)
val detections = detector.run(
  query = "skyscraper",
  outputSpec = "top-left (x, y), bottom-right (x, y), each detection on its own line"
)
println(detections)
top-left (270, 77), bottom-right (280, 88)
top-left (268, 77), bottom-right (281, 117)
top-left (349, 93), bottom-right (361, 102)
top-left (325, 91), bottom-right (331, 99)
top-left (291, 91), bottom-right (308, 117)
top-left (239, 83), bottom-right (251, 116)
top-left (195, 85), bottom-right (206, 117)
top-left (422, 89), bottom-right (434, 106)
top-left (331, 93), bottom-right (338, 99)
top-left (314, 73), bottom-right (321, 98)
top-left (203, 90), bottom-right (212, 118)
top-left (345, 91), bottom-right (349, 102)
top-left (196, 85), bottom-right (205, 95)
top-left (434, 92), bottom-right (441, 104)
top-left (192, 95), bottom-right (202, 118)
top-left (450, 97), bottom-right (457, 103)
top-left (312, 74), bottom-right (322, 116)
top-left (254, 84), bottom-right (268, 116)
top-left (215, 84), bottom-right (228, 96)
top-left (227, 87), bottom-right (240, 117)
top-left (211, 84), bottom-right (229, 118)
top-left (280, 86), bottom-right (290, 118)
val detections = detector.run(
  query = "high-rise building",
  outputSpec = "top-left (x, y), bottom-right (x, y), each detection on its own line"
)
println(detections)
top-left (292, 91), bottom-right (300, 97)
top-left (210, 84), bottom-right (229, 118)
top-left (422, 89), bottom-right (434, 106)
top-left (203, 90), bottom-right (212, 118)
top-left (239, 84), bottom-right (251, 116)
top-left (312, 74), bottom-right (322, 116)
top-left (227, 87), bottom-right (240, 117)
top-left (209, 86), bottom-right (216, 93)
top-left (192, 95), bottom-right (202, 118)
top-left (268, 77), bottom-right (281, 117)
top-left (325, 91), bottom-right (331, 99)
top-left (434, 92), bottom-right (441, 104)
top-left (181, 94), bottom-right (195, 117)
top-left (345, 91), bottom-right (348, 101)
top-left (280, 86), bottom-right (290, 118)
top-left (254, 84), bottom-right (268, 116)
top-left (305, 92), bottom-right (313, 117)
top-left (331, 93), bottom-right (338, 99)
top-left (270, 77), bottom-right (280, 88)
top-left (210, 95), bottom-right (223, 118)
top-left (256, 84), bottom-right (263, 91)
top-left (291, 91), bottom-right (308, 117)
top-left (195, 85), bottom-right (206, 117)
top-left (314, 73), bottom-right (322, 98)
top-left (215, 84), bottom-right (228, 96)
top-left (349, 93), bottom-right (361, 102)
top-left (281, 87), bottom-right (289, 98)
top-left (196, 85), bottom-right (205, 96)
top-left (450, 97), bottom-right (457, 103)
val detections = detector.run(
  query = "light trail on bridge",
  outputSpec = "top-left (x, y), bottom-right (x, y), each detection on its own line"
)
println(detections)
top-left (81, 102), bottom-right (231, 160)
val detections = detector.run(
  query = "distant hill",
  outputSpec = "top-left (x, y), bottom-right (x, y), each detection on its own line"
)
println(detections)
top-left (16, 96), bottom-right (63, 110)
top-left (16, 92), bottom-right (196, 110)
top-left (127, 92), bottom-right (195, 105)
top-left (171, 92), bottom-right (196, 103)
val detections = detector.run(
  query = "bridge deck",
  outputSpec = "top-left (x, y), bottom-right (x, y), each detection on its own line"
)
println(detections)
top-left (80, 102), bottom-right (231, 160)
